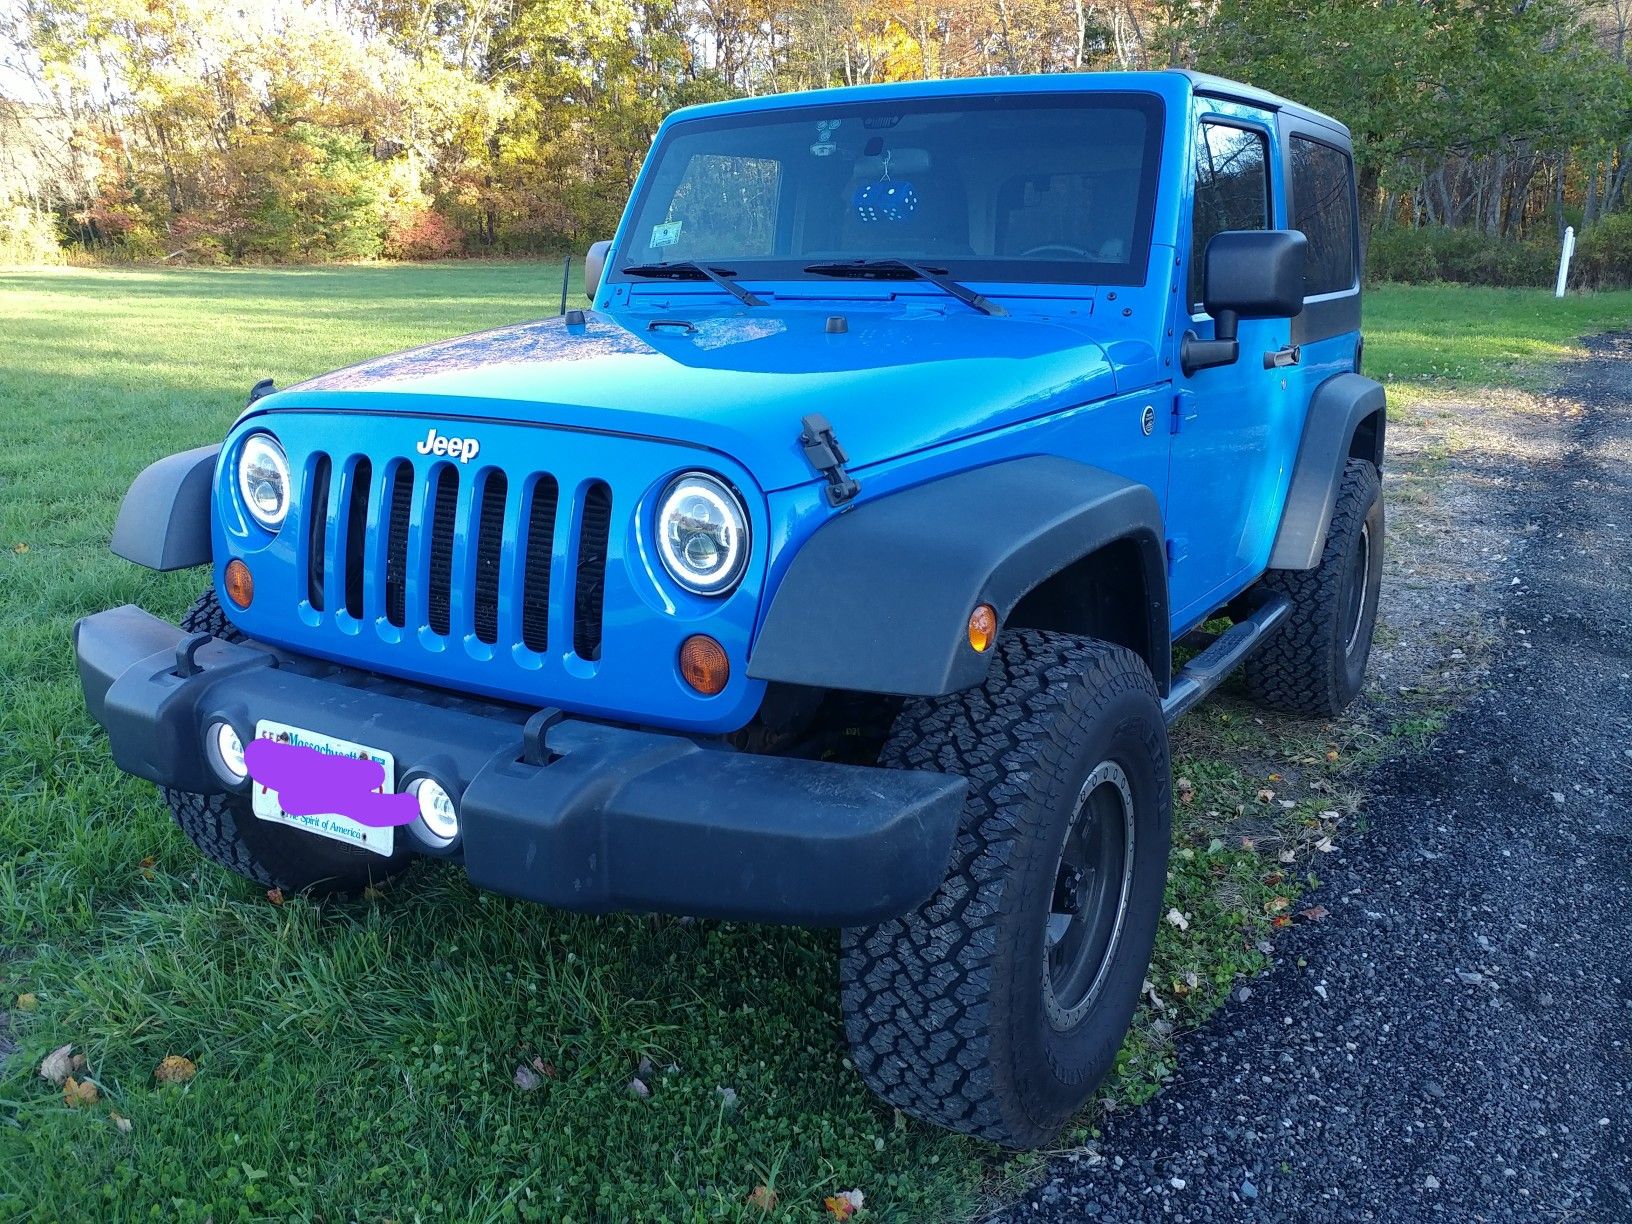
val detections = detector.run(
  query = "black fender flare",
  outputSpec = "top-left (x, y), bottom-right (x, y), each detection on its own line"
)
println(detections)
top-left (747, 456), bottom-right (1169, 697)
top-left (1268, 373), bottom-right (1386, 571)
top-left (110, 444), bottom-right (220, 571)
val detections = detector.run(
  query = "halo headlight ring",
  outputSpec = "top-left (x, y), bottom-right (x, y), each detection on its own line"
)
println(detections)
top-left (236, 432), bottom-right (291, 531)
top-left (655, 472), bottom-right (750, 596)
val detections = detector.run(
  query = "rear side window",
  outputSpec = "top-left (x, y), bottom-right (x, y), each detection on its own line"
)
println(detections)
top-left (1190, 122), bottom-right (1270, 309)
top-left (1290, 137), bottom-right (1357, 295)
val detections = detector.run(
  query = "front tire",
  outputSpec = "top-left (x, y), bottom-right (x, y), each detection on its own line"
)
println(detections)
top-left (161, 591), bottom-right (409, 897)
top-left (840, 629), bottom-right (1171, 1148)
top-left (1246, 458), bottom-right (1384, 717)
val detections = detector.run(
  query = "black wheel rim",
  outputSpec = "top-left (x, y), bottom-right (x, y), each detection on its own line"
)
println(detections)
top-left (1043, 760), bottom-right (1136, 1031)
top-left (1343, 523), bottom-right (1372, 656)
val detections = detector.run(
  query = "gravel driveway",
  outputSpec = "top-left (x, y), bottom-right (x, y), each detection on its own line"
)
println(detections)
top-left (1004, 335), bottom-right (1632, 1223)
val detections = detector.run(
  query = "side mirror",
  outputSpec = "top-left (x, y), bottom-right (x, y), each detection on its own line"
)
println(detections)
top-left (1182, 229), bottom-right (1307, 375)
top-left (584, 240), bottom-right (613, 299)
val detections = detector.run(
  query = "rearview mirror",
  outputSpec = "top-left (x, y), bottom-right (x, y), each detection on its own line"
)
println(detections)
top-left (1182, 230), bottom-right (1307, 375)
top-left (585, 240), bottom-right (613, 299)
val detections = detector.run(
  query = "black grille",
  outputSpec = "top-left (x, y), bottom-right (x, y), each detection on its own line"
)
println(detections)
top-left (344, 458), bottom-right (372, 619)
top-left (573, 481), bottom-right (611, 661)
top-left (384, 463), bottom-right (413, 627)
top-left (427, 467), bottom-right (459, 636)
top-left (307, 454), bottom-right (331, 611)
top-left (308, 447), bottom-right (614, 664)
top-left (521, 477), bottom-right (559, 652)
top-left (473, 472), bottom-right (507, 644)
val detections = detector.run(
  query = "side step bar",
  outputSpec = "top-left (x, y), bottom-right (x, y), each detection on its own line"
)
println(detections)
top-left (1161, 595), bottom-right (1292, 724)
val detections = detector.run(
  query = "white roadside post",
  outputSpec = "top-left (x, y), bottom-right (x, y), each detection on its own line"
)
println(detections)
top-left (1555, 225), bottom-right (1576, 298)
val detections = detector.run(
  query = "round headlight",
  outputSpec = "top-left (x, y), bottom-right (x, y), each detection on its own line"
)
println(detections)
top-left (237, 433), bottom-right (290, 530)
top-left (656, 473), bottom-right (749, 595)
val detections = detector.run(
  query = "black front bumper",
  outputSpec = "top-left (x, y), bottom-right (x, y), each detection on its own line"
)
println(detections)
top-left (75, 605), bottom-right (965, 925)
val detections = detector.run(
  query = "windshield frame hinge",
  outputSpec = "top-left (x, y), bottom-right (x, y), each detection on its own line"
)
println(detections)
top-left (798, 413), bottom-right (860, 507)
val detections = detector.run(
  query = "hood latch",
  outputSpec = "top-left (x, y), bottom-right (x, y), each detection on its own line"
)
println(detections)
top-left (799, 414), bottom-right (860, 507)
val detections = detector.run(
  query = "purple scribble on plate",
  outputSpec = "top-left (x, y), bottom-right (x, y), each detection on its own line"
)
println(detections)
top-left (244, 739), bottom-right (419, 828)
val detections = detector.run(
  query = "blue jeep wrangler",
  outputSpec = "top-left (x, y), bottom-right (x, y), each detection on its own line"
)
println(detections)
top-left (75, 70), bottom-right (1384, 1147)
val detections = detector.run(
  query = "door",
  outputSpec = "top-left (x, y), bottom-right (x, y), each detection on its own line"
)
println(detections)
top-left (1166, 115), bottom-right (1301, 632)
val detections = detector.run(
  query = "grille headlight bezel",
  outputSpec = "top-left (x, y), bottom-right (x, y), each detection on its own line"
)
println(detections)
top-left (655, 472), bottom-right (750, 596)
top-left (236, 432), bottom-right (291, 531)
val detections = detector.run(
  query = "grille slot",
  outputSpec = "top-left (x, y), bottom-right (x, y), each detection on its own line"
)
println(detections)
top-left (573, 481), bottom-right (612, 661)
top-left (427, 467), bottom-right (460, 636)
top-left (384, 463), bottom-right (413, 627)
top-left (473, 472), bottom-right (508, 644)
top-left (344, 458), bottom-right (372, 619)
top-left (521, 476), bottom-right (559, 653)
top-left (307, 454), bottom-right (331, 611)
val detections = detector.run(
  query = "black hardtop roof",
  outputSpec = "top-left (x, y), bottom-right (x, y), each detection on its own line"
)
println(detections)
top-left (1169, 70), bottom-right (1352, 142)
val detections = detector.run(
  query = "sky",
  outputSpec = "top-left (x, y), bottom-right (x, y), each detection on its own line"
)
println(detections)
top-left (0, 0), bottom-right (49, 105)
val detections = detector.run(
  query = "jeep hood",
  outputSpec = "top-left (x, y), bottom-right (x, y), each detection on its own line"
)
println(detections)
top-left (279, 305), bottom-right (1125, 492)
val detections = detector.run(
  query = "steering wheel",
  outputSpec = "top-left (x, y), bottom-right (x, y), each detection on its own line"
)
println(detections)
top-left (1019, 243), bottom-right (1093, 260)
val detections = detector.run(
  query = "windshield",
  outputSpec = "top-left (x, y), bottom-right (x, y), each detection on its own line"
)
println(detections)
top-left (615, 92), bottom-right (1165, 288)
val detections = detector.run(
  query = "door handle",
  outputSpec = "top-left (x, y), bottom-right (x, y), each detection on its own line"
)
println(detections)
top-left (1263, 345), bottom-right (1301, 369)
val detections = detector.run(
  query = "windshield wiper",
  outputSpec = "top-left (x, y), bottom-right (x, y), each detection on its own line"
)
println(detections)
top-left (620, 260), bottom-right (765, 307)
top-left (802, 259), bottom-right (1008, 317)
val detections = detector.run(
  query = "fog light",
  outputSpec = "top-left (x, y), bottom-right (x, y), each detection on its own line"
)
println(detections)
top-left (408, 776), bottom-right (460, 845)
top-left (967, 603), bottom-right (997, 653)
top-left (206, 720), bottom-right (248, 785)
top-left (679, 635), bottom-right (730, 695)
top-left (225, 559), bottom-right (254, 609)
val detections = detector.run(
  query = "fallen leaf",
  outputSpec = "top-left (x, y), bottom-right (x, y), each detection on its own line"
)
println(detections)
top-left (154, 1054), bottom-right (197, 1085)
top-left (1315, 836), bottom-right (1336, 853)
top-left (1175, 777), bottom-right (1195, 804)
top-left (110, 1110), bottom-right (133, 1134)
top-left (1165, 908), bottom-right (1189, 931)
top-left (1272, 915), bottom-right (1293, 928)
top-left (12, 542), bottom-right (28, 554)
top-left (1325, 750), bottom-right (1340, 763)
top-left (747, 1184), bottom-right (778, 1212)
top-left (530, 1056), bottom-right (557, 1080)
top-left (265, 888), bottom-right (285, 906)
top-left (1256, 788), bottom-right (1275, 804)
top-left (63, 1076), bottom-right (100, 1107)
top-left (1267, 773), bottom-right (1282, 782)
top-left (824, 1189), bottom-right (865, 1219)
top-left (139, 856), bottom-right (156, 869)
top-left (513, 1064), bottom-right (542, 1092)
top-left (38, 1044), bottom-right (75, 1087)
top-left (628, 1076), bottom-right (650, 1099)
top-left (15, 993), bottom-right (37, 1012)
top-left (1299, 905), bottom-right (1330, 922)
top-left (1265, 896), bottom-right (1290, 913)
top-left (1278, 849), bottom-right (1296, 863)
top-left (1263, 872), bottom-right (1283, 886)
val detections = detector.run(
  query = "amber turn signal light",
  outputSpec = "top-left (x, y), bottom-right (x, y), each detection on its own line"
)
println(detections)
top-left (967, 603), bottom-right (996, 653)
top-left (679, 635), bottom-right (730, 695)
top-left (224, 559), bottom-right (254, 609)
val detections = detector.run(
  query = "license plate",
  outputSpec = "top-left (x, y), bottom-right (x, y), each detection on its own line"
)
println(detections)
top-left (250, 720), bottom-right (396, 857)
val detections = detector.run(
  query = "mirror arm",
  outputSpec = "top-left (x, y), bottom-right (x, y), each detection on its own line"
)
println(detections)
top-left (1180, 308), bottom-right (1240, 376)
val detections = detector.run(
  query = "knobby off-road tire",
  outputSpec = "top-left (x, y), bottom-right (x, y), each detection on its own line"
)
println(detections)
top-left (160, 590), bottom-right (408, 897)
top-left (840, 629), bottom-right (1172, 1148)
top-left (1246, 458), bottom-right (1384, 718)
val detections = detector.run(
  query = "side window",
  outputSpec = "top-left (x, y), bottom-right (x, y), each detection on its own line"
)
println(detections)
top-left (1290, 137), bottom-right (1357, 296)
top-left (1190, 122), bottom-right (1269, 309)
top-left (653, 154), bottom-right (781, 260)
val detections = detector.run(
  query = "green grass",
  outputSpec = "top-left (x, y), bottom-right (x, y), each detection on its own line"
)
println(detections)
top-left (0, 267), bottom-right (1618, 1221)
top-left (1364, 283), bottom-right (1632, 394)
